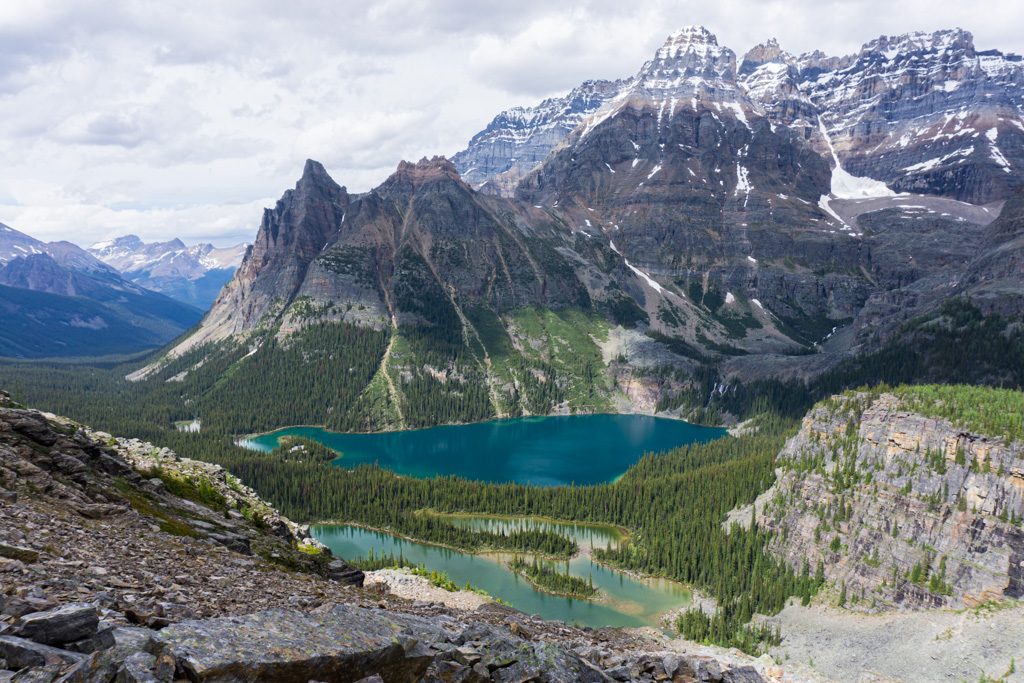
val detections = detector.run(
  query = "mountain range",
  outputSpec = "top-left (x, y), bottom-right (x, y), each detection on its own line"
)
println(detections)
top-left (0, 224), bottom-right (202, 358)
top-left (110, 26), bottom-right (1024, 430)
top-left (89, 235), bottom-right (248, 309)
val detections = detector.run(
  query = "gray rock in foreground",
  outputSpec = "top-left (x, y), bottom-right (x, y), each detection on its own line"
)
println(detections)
top-left (13, 604), bottom-right (98, 646)
top-left (154, 605), bottom-right (442, 682)
top-left (0, 599), bottom-right (770, 682)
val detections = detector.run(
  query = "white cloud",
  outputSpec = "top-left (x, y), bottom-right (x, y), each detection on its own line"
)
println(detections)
top-left (0, 0), bottom-right (1020, 247)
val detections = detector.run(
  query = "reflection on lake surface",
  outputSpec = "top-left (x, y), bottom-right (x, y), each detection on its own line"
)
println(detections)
top-left (314, 517), bottom-right (691, 629)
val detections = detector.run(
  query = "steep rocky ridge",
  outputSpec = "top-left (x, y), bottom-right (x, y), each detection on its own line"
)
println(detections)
top-left (131, 156), bottom-right (710, 430)
top-left (754, 389), bottom-right (1024, 611)
top-left (0, 391), bottom-right (773, 682)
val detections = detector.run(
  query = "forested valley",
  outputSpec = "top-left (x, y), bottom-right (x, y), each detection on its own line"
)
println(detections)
top-left (1, 299), bottom-right (1022, 653)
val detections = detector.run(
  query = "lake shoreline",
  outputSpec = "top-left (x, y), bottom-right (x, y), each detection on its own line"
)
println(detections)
top-left (238, 410), bottom-right (728, 441)
top-left (239, 414), bottom-right (727, 487)
top-left (314, 520), bottom-right (578, 561)
top-left (419, 509), bottom-right (633, 545)
top-left (315, 518), bottom-right (693, 629)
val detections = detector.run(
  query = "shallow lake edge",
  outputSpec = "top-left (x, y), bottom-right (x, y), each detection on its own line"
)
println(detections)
top-left (313, 514), bottom-right (696, 626)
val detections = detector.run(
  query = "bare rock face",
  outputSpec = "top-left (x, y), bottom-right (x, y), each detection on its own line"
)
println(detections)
top-left (164, 159), bottom-right (350, 357)
top-left (761, 392), bottom-right (1024, 610)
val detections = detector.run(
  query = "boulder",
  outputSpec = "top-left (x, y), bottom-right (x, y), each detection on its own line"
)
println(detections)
top-left (113, 651), bottom-right (173, 683)
top-left (14, 604), bottom-right (98, 646)
top-left (327, 559), bottom-right (365, 587)
top-left (2, 410), bottom-right (57, 447)
top-left (0, 635), bottom-right (85, 669)
top-left (64, 626), bottom-right (115, 654)
top-left (0, 544), bottom-right (38, 563)
top-left (76, 627), bottom-right (158, 683)
top-left (154, 605), bottom-right (442, 682)
top-left (723, 666), bottom-right (767, 683)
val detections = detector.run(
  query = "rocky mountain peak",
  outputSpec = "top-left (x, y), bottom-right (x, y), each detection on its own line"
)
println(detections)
top-left (638, 24), bottom-right (738, 91)
top-left (739, 37), bottom-right (794, 74)
top-left (659, 25), bottom-right (721, 51)
top-left (451, 79), bottom-right (626, 194)
top-left (295, 158), bottom-right (344, 195)
top-left (90, 234), bottom-right (144, 253)
top-left (859, 28), bottom-right (975, 60)
top-left (382, 156), bottom-right (467, 194)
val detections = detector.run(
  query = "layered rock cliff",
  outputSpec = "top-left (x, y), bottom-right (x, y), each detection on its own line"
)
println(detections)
top-left (757, 389), bottom-right (1024, 610)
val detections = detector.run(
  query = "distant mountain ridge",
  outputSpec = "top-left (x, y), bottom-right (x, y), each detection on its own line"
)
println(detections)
top-left (90, 235), bottom-right (248, 309)
top-left (0, 223), bottom-right (202, 358)
top-left (455, 27), bottom-right (1024, 205)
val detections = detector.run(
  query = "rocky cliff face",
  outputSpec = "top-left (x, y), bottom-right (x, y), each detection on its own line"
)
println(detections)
top-left (758, 391), bottom-right (1024, 610)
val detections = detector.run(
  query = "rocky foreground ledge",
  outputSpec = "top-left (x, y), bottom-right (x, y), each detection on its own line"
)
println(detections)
top-left (0, 393), bottom-right (772, 682)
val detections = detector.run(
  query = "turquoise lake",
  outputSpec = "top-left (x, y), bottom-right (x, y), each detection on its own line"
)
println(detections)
top-left (314, 520), bottom-right (692, 629)
top-left (241, 414), bottom-right (725, 485)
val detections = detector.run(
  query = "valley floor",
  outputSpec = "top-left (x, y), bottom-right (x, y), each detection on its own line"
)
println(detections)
top-left (764, 602), bottom-right (1024, 682)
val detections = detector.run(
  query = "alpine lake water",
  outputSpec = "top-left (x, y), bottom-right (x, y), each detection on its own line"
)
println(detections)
top-left (240, 414), bottom-right (727, 628)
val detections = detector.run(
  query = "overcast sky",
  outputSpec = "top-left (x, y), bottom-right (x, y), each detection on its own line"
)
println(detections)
top-left (1, 0), bottom-right (1022, 247)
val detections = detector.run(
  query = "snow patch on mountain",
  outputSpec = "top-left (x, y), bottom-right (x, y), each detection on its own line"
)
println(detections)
top-left (817, 118), bottom-right (895, 199)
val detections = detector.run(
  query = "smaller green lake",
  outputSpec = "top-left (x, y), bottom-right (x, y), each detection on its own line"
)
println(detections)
top-left (314, 517), bottom-right (691, 628)
top-left (242, 414), bottom-right (725, 486)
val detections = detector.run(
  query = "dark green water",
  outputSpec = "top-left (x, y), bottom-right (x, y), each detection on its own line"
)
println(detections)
top-left (314, 519), bottom-right (691, 628)
top-left (241, 414), bottom-right (725, 486)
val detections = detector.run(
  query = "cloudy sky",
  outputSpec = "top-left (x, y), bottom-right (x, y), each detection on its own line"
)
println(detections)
top-left (1, 0), bottom-right (1022, 247)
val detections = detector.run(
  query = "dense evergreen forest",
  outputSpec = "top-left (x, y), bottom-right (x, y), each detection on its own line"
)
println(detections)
top-left (2, 298), bottom-right (1022, 653)
top-left (508, 556), bottom-right (598, 599)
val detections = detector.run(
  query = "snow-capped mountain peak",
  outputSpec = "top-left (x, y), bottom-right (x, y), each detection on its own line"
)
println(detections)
top-left (89, 235), bottom-right (248, 309)
top-left (634, 25), bottom-right (740, 99)
top-left (454, 26), bottom-right (1024, 204)
top-left (859, 28), bottom-right (974, 61)
top-left (0, 222), bottom-right (113, 273)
